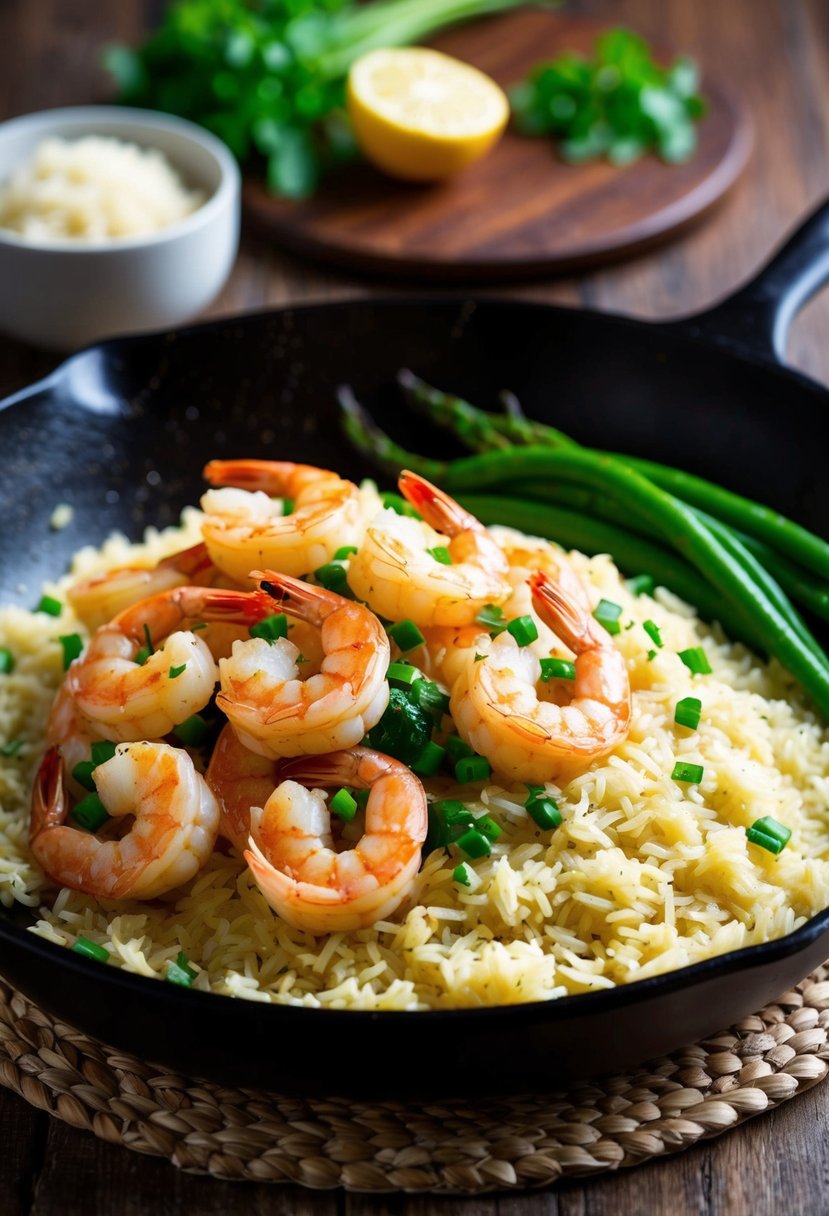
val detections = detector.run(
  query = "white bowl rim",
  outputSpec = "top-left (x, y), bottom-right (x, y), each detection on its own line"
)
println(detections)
top-left (0, 104), bottom-right (241, 254)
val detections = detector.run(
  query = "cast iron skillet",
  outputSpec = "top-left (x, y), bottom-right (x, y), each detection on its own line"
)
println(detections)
top-left (2, 201), bottom-right (829, 1100)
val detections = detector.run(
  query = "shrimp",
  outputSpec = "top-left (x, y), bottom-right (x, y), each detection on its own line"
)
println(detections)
top-left (347, 470), bottom-right (511, 627)
top-left (67, 543), bottom-right (218, 631)
top-left (451, 570), bottom-right (631, 784)
top-left (30, 742), bottom-right (219, 899)
top-left (205, 723), bottom-right (279, 851)
top-left (216, 571), bottom-right (390, 759)
top-left (201, 460), bottom-right (369, 584)
top-left (245, 748), bottom-right (428, 934)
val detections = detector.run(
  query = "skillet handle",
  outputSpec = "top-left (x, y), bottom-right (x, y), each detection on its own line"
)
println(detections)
top-left (679, 197), bottom-right (829, 363)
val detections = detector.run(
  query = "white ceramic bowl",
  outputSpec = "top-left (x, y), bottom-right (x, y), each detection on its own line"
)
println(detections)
top-left (0, 106), bottom-right (241, 351)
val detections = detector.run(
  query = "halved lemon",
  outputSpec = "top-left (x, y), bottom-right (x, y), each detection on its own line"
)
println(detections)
top-left (347, 47), bottom-right (509, 182)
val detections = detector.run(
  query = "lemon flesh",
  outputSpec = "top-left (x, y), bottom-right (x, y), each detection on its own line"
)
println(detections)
top-left (347, 47), bottom-right (509, 182)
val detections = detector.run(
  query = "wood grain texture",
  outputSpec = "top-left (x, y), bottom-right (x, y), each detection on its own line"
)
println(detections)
top-left (243, 9), bottom-right (752, 281)
top-left (2, 1), bottom-right (829, 1213)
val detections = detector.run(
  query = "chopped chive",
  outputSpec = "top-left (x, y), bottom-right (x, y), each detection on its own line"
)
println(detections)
top-left (386, 661), bottom-right (420, 688)
top-left (507, 615), bottom-right (539, 646)
top-left (388, 619), bottom-right (425, 652)
top-left (445, 735), bottom-right (474, 765)
top-left (36, 595), bottom-right (62, 617)
top-left (381, 491), bottom-right (420, 518)
top-left (166, 958), bottom-right (196, 987)
top-left (314, 561), bottom-right (351, 595)
top-left (354, 789), bottom-right (370, 810)
top-left (0, 647), bottom-right (14, 674)
top-left (0, 740), bottom-right (24, 758)
top-left (71, 760), bottom-right (97, 791)
top-left (173, 714), bottom-right (211, 747)
top-left (169, 663), bottom-right (187, 679)
top-left (411, 679), bottom-right (450, 721)
top-left (746, 815), bottom-right (792, 855)
top-left (475, 603), bottom-right (507, 634)
top-left (453, 863), bottom-right (472, 887)
top-left (333, 545), bottom-right (358, 560)
top-left (671, 761), bottom-right (704, 784)
top-left (593, 599), bottom-right (623, 635)
top-left (456, 828), bottom-right (492, 859)
top-left (281, 498), bottom-right (294, 516)
top-left (59, 634), bottom-right (84, 670)
top-left (427, 545), bottom-right (452, 565)
top-left (249, 613), bottom-right (288, 642)
top-left (330, 787), bottom-right (358, 822)
top-left (135, 646), bottom-right (151, 666)
top-left (72, 792), bottom-right (110, 832)
top-left (91, 740), bottom-right (117, 767)
top-left (626, 574), bottom-right (655, 597)
top-left (143, 623), bottom-right (153, 654)
top-left (643, 620), bottom-right (663, 648)
top-left (678, 646), bottom-right (712, 675)
top-left (72, 936), bottom-right (109, 963)
top-left (675, 696), bottom-right (702, 730)
top-left (437, 800), bottom-right (475, 827)
top-left (539, 657), bottom-right (576, 682)
top-left (191, 622), bottom-right (208, 631)
top-left (475, 814), bottom-right (502, 842)
top-left (411, 740), bottom-right (446, 777)
top-left (455, 755), bottom-right (491, 783)
top-left (647, 649), bottom-right (658, 661)
top-left (474, 652), bottom-right (485, 662)
top-left (525, 795), bottom-right (562, 830)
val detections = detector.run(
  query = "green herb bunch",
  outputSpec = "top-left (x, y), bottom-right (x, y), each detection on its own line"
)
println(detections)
top-left (509, 26), bottom-right (706, 165)
top-left (105, 0), bottom-right (529, 198)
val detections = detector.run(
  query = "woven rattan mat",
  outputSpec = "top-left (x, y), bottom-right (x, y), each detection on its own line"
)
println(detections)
top-left (2, 972), bottom-right (829, 1194)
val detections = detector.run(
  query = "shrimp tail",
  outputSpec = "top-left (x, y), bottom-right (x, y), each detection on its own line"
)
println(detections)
top-left (278, 749), bottom-right (362, 788)
top-left (252, 569), bottom-right (336, 625)
top-left (30, 747), bottom-right (67, 839)
top-left (162, 542), bottom-right (215, 582)
top-left (398, 469), bottom-right (479, 537)
top-left (529, 570), bottom-right (599, 651)
top-left (173, 585), bottom-right (276, 626)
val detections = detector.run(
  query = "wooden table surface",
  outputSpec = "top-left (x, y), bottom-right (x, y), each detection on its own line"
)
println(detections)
top-left (2, 0), bottom-right (829, 1212)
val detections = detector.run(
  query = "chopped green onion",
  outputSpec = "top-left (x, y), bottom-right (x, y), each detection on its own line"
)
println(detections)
top-left (671, 761), bottom-right (704, 784)
top-left (437, 800), bottom-right (475, 827)
top-left (72, 936), bottom-right (109, 963)
top-left (456, 827), bottom-right (492, 859)
top-left (539, 657), bottom-right (576, 682)
top-left (333, 545), bottom-right (357, 560)
top-left (427, 545), bottom-right (453, 565)
top-left (453, 863), bottom-right (472, 887)
top-left (507, 615), bottom-right (539, 646)
top-left (627, 574), bottom-right (655, 597)
top-left (526, 795), bottom-right (562, 830)
top-left (91, 740), bottom-right (117, 767)
top-left (746, 815), bottom-right (792, 855)
top-left (0, 647), bottom-right (14, 674)
top-left (411, 679), bottom-right (450, 722)
top-left (173, 714), bottom-right (212, 748)
top-left (354, 789), bottom-right (370, 810)
top-left (281, 498), bottom-right (294, 516)
top-left (388, 619), bottom-right (425, 652)
top-left (169, 663), bottom-right (187, 679)
top-left (314, 561), bottom-right (351, 595)
top-left (249, 613), bottom-right (288, 642)
top-left (678, 646), bottom-right (712, 675)
top-left (675, 696), bottom-right (702, 730)
top-left (71, 760), bottom-right (97, 792)
top-left (330, 787), bottom-right (358, 822)
top-left (59, 634), bottom-right (83, 670)
top-left (593, 599), bottom-right (623, 635)
top-left (475, 603), bottom-right (507, 634)
top-left (475, 814), bottom-right (502, 842)
top-left (382, 491), bottom-right (420, 518)
top-left (167, 952), bottom-right (197, 987)
top-left (643, 620), bottom-right (663, 648)
top-left (36, 595), bottom-right (62, 617)
top-left (455, 755), bottom-right (491, 783)
top-left (72, 792), bottom-right (110, 832)
top-left (411, 740), bottom-right (446, 777)
top-left (386, 661), bottom-right (420, 689)
top-left (0, 740), bottom-right (24, 758)
top-left (135, 645), bottom-right (152, 666)
top-left (445, 735), bottom-right (474, 765)
top-left (647, 649), bottom-right (658, 661)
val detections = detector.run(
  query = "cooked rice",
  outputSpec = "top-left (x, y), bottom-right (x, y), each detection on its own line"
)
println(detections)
top-left (1, 506), bottom-right (828, 1010)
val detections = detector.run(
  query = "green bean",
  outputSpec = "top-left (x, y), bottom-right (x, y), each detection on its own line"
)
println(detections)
top-left (439, 446), bottom-right (829, 718)
top-left (459, 494), bottom-right (765, 652)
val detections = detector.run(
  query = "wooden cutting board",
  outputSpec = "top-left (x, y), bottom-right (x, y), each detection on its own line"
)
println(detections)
top-left (242, 10), bottom-right (752, 281)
